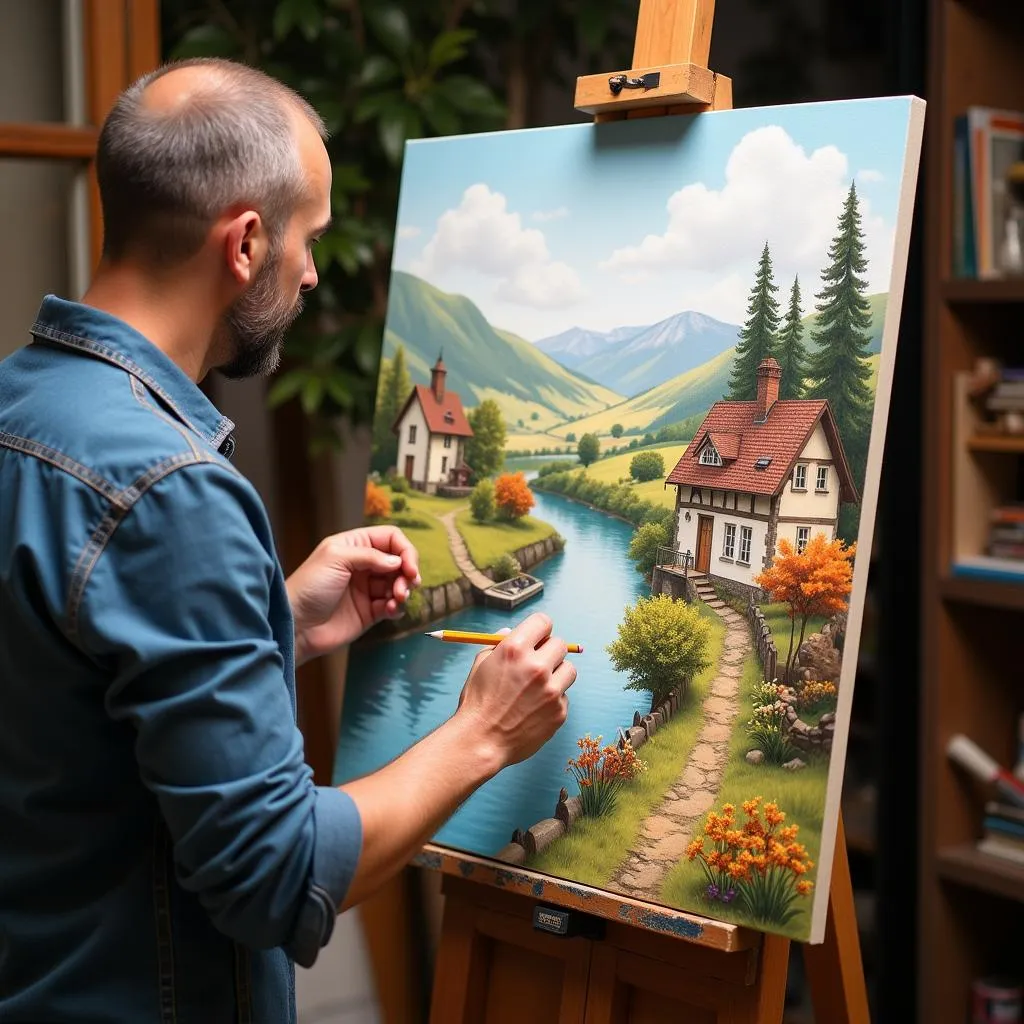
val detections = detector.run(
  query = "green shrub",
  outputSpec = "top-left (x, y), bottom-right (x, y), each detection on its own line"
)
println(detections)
top-left (469, 479), bottom-right (496, 522)
top-left (630, 450), bottom-right (665, 482)
top-left (490, 553), bottom-right (521, 582)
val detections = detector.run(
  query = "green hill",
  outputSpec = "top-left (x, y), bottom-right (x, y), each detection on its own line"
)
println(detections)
top-left (382, 271), bottom-right (623, 425)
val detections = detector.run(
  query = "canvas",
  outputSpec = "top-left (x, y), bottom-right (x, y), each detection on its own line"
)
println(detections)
top-left (334, 96), bottom-right (925, 944)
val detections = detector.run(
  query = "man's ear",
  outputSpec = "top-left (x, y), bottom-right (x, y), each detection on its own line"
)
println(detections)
top-left (222, 209), bottom-right (267, 285)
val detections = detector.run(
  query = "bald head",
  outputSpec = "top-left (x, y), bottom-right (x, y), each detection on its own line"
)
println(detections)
top-left (96, 57), bottom-right (327, 267)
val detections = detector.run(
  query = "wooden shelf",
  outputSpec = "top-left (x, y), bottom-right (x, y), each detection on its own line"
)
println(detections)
top-left (967, 433), bottom-right (1024, 453)
top-left (943, 279), bottom-right (1024, 303)
top-left (939, 574), bottom-right (1024, 611)
top-left (936, 844), bottom-right (1024, 904)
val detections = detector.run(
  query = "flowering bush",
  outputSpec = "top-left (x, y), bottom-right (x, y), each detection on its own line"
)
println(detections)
top-left (494, 471), bottom-right (535, 520)
top-left (686, 798), bottom-right (814, 927)
top-left (364, 480), bottom-right (391, 520)
top-left (745, 681), bottom-right (796, 764)
top-left (566, 734), bottom-right (646, 818)
top-left (796, 680), bottom-right (837, 714)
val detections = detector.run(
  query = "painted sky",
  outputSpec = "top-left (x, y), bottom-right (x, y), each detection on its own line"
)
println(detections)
top-left (389, 96), bottom-right (917, 343)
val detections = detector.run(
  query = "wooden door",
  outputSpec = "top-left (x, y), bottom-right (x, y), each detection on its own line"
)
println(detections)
top-left (405, 454), bottom-right (415, 482)
top-left (696, 515), bottom-right (713, 573)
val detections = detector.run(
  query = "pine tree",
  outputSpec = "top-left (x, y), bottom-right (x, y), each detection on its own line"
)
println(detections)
top-left (727, 241), bottom-right (780, 401)
top-left (804, 182), bottom-right (875, 490)
top-left (371, 344), bottom-right (411, 473)
top-left (775, 276), bottom-right (809, 399)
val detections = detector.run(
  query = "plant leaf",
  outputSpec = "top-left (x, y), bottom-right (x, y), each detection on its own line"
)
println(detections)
top-left (428, 28), bottom-right (476, 70)
top-left (170, 24), bottom-right (239, 59)
top-left (378, 107), bottom-right (422, 164)
top-left (359, 55), bottom-right (401, 88)
top-left (267, 370), bottom-right (308, 407)
top-left (365, 5), bottom-right (412, 58)
top-left (418, 91), bottom-right (461, 136)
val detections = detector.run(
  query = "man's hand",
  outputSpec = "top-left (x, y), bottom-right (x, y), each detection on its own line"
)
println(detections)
top-left (286, 525), bottom-right (420, 664)
top-left (454, 613), bottom-right (575, 768)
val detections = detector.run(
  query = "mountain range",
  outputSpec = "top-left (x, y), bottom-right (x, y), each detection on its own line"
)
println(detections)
top-left (536, 312), bottom-right (741, 398)
top-left (382, 270), bottom-right (888, 447)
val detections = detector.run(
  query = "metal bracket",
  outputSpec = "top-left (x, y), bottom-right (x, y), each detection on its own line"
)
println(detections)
top-left (608, 71), bottom-right (661, 96)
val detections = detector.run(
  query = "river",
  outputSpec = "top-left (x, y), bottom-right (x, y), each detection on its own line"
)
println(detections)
top-left (332, 488), bottom-right (652, 856)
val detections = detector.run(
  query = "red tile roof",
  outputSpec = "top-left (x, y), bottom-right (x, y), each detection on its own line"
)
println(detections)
top-left (666, 398), bottom-right (858, 501)
top-left (393, 384), bottom-right (474, 438)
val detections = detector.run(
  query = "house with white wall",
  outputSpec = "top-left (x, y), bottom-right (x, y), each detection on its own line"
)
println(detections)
top-left (664, 357), bottom-right (858, 598)
top-left (392, 354), bottom-right (474, 493)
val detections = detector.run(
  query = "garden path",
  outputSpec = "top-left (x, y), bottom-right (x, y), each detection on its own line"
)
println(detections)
top-left (437, 508), bottom-right (492, 591)
top-left (608, 593), bottom-right (750, 901)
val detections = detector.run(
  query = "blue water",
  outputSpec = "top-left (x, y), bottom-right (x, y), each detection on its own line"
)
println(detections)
top-left (332, 489), bottom-right (652, 855)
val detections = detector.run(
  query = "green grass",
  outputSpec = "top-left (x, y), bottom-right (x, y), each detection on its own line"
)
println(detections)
top-left (454, 510), bottom-right (557, 570)
top-left (657, 653), bottom-right (831, 940)
top-left (526, 603), bottom-right (726, 887)
top-left (760, 603), bottom-right (828, 676)
top-left (547, 444), bottom-right (688, 511)
top-left (380, 486), bottom-right (462, 587)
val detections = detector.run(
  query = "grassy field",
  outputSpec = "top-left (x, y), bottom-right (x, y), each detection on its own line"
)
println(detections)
top-left (761, 603), bottom-right (828, 676)
top-left (526, 603), bottom-right (725, 887)
top-left (657, 652), bottom-right (830, 940)
top-left (379, 487), bottom-right (461, 587)
top-left (455, 510), bottom-right (557, 570)
top-left (540, 443), bottom-right (687, 510)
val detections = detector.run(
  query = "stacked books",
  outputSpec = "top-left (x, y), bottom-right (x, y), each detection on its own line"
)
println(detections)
top-left (953, 106), bottom-right (1024, 279)
top-left (987, 505), bottom-right (1024, 561)
top-left (977, 801), bottom-right (1024, 865)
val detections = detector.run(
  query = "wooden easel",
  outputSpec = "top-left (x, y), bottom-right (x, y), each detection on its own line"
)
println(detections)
top-left (419, 3), bottom-right (872, 1022)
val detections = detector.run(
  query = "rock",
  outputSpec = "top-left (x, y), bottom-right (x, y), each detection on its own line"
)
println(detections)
top-left (444, 582), bottom-right (463, 612)
top-left (633, 711), bottom-right (642, 728)
top-left (794, 631), bottom-right (842, 682)
top-left (626, 726), bottom-right (646, 749)
top-left (495, 843), bottom-right (526, 865)
top-left (555, 795), bottom-right (582, 829)
top-left (745, 750), bottom-right (765, 765)
top-left (819, 712), bottom-right (836, 726)
top-left (524, 818), bottom-right (565, 856)
top-left (641, 714), bottom-right (658, 739)
top-left (782, 758), bottom-right (807, 771)
top-left (430, 587), bottom-right (446, 617)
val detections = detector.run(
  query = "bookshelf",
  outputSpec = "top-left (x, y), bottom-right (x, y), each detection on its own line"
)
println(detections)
top-left (920, 1), bottom-right (1024, 1020)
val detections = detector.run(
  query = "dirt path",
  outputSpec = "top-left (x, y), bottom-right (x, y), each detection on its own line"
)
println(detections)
top-left (608, 592), bottom-right (750, 901)
top-left (438, 509), bottom-right (493, 591)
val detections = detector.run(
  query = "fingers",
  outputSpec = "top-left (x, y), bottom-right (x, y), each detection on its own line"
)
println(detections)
top-left (551, 658), bottom-right (577, 697)
top-left (507, 612), bottom-right (553, 651)
top-left (367, 525), bottom-right (420, 584)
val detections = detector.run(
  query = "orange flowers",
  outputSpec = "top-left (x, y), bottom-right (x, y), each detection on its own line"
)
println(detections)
top-left (364, 480), bottom-right (391, 519)
top-left (566, 734), bottom-right (646, 817)
top-left (686, 797), bottom-right (814, 923)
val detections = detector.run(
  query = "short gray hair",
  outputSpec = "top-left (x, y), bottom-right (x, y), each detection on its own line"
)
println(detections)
top-left (96, 57), bottom-right (327, 265)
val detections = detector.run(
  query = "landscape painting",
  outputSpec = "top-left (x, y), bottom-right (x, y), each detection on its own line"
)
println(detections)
top-left (334, 96), bottom-right (925, 944)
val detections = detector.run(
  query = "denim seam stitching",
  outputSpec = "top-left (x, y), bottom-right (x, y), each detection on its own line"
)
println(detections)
top-left (130, 376), bottom-right (202, 459)
top-left (30, 323), bottom-right (234, 446)
top-left (152, 819), bottom-right (178, 1024)
top-left (65, 452), bottom-right (212, 636)
top-left (0, 431), bottom-right (123, 504)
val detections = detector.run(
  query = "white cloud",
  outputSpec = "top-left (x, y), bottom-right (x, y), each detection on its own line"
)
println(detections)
top-left (398, 225), bottom-right (421, 239)
top-left (531, 206), bottom-right (569, 222)
top-left (599, 125), bottom-right (894, 301)
top-left (857, 168), bottom-right (884, 183)
top-left (414, 184), bottom-right (584, 309)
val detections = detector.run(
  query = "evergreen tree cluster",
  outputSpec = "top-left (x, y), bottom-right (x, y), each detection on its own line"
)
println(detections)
top-left (725, 181), bottom-right (876, 512)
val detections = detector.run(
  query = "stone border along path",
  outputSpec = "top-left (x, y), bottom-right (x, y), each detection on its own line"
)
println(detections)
top-left (608, 583), bottom-right (751, 901)
top-left (438, 509), bottom-right (493, 592)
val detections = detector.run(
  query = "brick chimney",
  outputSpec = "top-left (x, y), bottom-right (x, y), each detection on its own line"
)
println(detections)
top-left (430, 352), bottom-right (446, 402)
top-left (755, 357), bottom-right (781, 421)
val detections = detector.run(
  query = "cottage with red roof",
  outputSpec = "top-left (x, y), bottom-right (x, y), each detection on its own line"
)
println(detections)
top-left (664, 357), bottom-right (858, 596)
top-left (392, 353), bottom-right (474, 493)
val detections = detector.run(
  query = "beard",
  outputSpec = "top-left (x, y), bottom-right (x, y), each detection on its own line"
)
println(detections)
top-left (217, 244), bottom-right (304, 380)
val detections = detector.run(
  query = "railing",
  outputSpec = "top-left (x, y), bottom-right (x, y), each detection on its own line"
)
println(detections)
top-left (656, 546), bottom-right (693, 577)
top-left (747, 602), bottom-right (780, 684)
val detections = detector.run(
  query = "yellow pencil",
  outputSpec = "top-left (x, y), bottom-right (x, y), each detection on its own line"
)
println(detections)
top-left (425, 629), bottom-right (583, 654)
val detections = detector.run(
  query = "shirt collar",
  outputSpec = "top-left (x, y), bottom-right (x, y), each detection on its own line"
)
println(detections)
top-left (30, 294), bottom-right (235, 453)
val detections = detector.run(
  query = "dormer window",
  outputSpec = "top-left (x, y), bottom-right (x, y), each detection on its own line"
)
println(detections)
top-left (444, 411), bottom-right (454, 423)
top-left (699, 443), bottom-right (722, 466)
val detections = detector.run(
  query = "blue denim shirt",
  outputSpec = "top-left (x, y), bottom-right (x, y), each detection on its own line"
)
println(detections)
top-left (0, 296), bottom-right (362, 1022)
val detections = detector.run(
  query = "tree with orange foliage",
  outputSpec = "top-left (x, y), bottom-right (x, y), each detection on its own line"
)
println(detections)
top-left (364, 480), bottom-right (391, 520)
top-left (493, 471), bottom-right (535, 521)
top-left (754, 532), bottom-right (856, 679)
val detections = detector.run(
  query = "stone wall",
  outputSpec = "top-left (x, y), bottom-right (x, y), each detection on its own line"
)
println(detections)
top-left (482, 533), bottom-right (565, 581)
top-left (650, 566), bottom-right (698, 602)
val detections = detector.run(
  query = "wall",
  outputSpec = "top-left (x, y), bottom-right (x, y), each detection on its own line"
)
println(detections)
top-left (395, 400), bottom-right (428, 486)
top-left (424, 431), bottom-right (456, 491)
top-left (674, 502), bottom-right (769, 589)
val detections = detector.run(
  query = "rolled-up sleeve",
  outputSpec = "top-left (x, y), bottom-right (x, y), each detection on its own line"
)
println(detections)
top-left (74, 459), bottom-right (361, 968)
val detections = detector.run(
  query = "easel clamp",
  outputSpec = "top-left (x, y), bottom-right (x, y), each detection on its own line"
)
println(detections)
top-left (532, 903), bottom-right (606, 941)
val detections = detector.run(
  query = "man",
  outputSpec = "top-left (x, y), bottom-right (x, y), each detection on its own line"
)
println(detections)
top-left (0, 58), bottom-right (575, 1022)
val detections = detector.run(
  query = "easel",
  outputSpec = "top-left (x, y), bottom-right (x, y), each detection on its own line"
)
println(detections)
top-left (419, 3), bottom-right (871, 1022)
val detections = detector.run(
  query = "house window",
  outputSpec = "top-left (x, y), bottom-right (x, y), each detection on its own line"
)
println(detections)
top-left (793, 464), bottom-right (807, 490)
top-left (796, 526), bottom-right (810, 553)
top-left (722, 523), bottom-right (736, 559)
top-left (444, 435), bottom-right (452, 448)
top-left (441, 456), bottom-right (448, 475)
top-left (699, 444), bottom-right (722, 466)
top-left (738, 526), bottom-right (752, 565)
top-left (816, 466), bottom-right (828, 491)
top-left (408, 424), bottom-right (417, 444)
